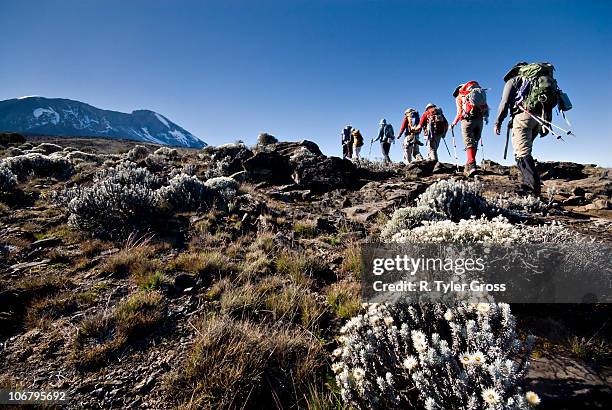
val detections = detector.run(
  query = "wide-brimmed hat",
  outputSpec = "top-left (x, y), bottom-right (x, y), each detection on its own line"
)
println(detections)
top-left (503, 62), bottom-right (528, 82)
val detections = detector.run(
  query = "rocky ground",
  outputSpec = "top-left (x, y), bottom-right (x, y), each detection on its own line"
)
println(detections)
top-left (0, 135), bottom-right (610, 409)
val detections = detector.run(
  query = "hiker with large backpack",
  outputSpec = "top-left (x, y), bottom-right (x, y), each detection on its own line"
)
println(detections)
top-left (397, 108), bottom-right (424, 164)
top-left (341, 124), bottom-right (353, 159)
top-left (452, 81), bottom-right (489, 177)
top-left (414, 103), bottom-right (448, 162)
top-left (494, 62), bottom-right (572, 196)
top-left (372, 118), bottom-right (394, 163)
top-left (351, 128), bottom-right (364, 162)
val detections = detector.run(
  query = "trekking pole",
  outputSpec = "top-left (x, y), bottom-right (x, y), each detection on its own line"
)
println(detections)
top-left (450, 126), bottom-right (460, 172)
top-left (503, 123), bottom-right (510, 160)
top-left (480, 136), bottom-right (486, 171)
top-left (518, 107), bottom-right (564, 141)
top-left (441, 135), bottom-right (452, 157)
top-left (368, 139), bottom-right (373, 157)
top-left (518, 105), bottom-right (574, 138)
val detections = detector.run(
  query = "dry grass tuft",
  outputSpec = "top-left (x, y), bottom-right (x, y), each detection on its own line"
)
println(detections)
top-left (169, 251), bottom-right (233, 279)
top-left (327, 280), bottom-right (361, 319)
top-left (73, 290), bottom-right (165, 370)
top-left (165, 315), bottom-right (324, 409)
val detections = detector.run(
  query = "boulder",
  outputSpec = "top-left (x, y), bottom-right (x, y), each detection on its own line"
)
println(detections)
top-left (538, 161), bottom-right (589, 180)
top-left (243, 150), bottom-right (292, 184)
top-left (291, 155), bottom-right (357, 192)
top-left (0, 132), bottom-right (26, 146)
top-left (342, 200), bottom-right (395, 223)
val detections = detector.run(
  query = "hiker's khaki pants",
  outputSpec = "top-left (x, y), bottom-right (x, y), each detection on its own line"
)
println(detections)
top-left (426, 133), bottom-right (442, 161)
top-left (461, 117), bottom-right (483, 150)
top-left (402, 135), bottom-right (422, 164)
top-left (511, 111), bottom-right (540, 159)
top-left (353, 145), bottom-right (362, 160)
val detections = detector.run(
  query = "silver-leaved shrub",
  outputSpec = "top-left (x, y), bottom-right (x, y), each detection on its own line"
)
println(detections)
top-left (0, 165), bottom-right (17, 193)
top-left (380, 206), bottom-right (446, 241)
top-left (415, 179), bottom-right (487, 221)
top-left (158, 174), bottom-right (212, 211)
top-left (64, 164), bottom-right (163, 237)
top-left (204, 176), bottom-right (240, 206)
top-left (1, 153), bottom-right (73, 180)
top-left (126, 145), bottom-right (150, 162)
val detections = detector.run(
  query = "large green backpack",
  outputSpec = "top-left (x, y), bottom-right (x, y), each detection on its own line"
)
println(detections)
top-left (517, 63), bottom-right (559, 113)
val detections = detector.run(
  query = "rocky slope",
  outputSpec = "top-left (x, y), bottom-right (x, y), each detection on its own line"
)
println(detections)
top-left (0, 136), bottom-right (610, 409)
top-left (0, 97), bottom-right (206, 148)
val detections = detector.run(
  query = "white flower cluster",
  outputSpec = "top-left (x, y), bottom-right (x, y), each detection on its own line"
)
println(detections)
top-left (0, 153), bottom-right (73, 180)
top-left (158, 174), bottom-right (213, 212)
top-left (0, 165), bottom-right (17, 193)
top-left (487, 193), bottom-right (548, 215)
top-left (333, 302), bottom-right (537, 409)
top-left (415, 179), bottom-right (487, 221)
top-left (126, 145), bottom-right (150, 162)
top-left (391, 216), bottom-right (581, 245)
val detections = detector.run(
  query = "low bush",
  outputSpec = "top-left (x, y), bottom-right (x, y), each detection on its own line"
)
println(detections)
top-left (154, 146), bottom-right (179, 158)
top-left (62, 164), bottom-right (163, 238)
top-left (204, 176), bottom-right (240, 206)
top-left (126, 145), bottom-right (150, 161)
top-left (0, 166), bottom-right (17, 193)
top-left (36, 143), bottom-right (63, 154)
top-left (257, 132), bottom-right (278, 145)
top-left (415, 179), bottom-right (487, 221)
top-left (158, 174), bottom-right (212, 212)
top-left (1, 153), bottom-right (73, 180)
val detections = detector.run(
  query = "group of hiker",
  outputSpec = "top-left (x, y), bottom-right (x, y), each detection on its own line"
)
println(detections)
top-left (341, 62), bottom-right (573, 196)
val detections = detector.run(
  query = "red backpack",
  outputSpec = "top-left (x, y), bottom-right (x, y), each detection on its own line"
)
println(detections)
top-left (459, 81), bottom-right (488, 118)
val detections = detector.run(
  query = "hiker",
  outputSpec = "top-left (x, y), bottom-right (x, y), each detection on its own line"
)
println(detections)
top-left (351, 128), bottom-right (364, 162)
top-left (372, 118), bottom-right (394, 163)
top-left (494, 62), bottom-right (571, 196)
top-left (452, 81), bottom-right (489, 176)
top-left (397, 108), bottom-right (424, 164)
top-left (341, 124), bottom-right (353, 159)
top-left (414, 104), bottom-right (448, 161)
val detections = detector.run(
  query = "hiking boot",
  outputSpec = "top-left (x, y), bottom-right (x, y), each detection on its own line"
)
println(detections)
top-left (464, 161), bottom-right (478, 177)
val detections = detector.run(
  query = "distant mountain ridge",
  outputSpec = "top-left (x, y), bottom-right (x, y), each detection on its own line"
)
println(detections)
top-left (0, 97), bottom-right (206, 148)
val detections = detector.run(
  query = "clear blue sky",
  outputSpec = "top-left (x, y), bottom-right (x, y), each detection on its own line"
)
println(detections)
top-left (1, 0), bottom-right (610, 166)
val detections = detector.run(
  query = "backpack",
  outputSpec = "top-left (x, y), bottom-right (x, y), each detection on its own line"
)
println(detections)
top-left (516, 63), bottom-right (560, 113)
top-left (352, 130), bottom-right (364, 147)
top-left (428, 107), bottom-right (446, 135)
top-left (459, 81), bottom-right (488, 118)
top-left (383, 124), bottom-right (394, 143)
top-left (342, 127), bottom-right (352, 143)
top-left (406, 109), bottom-right (420, 131)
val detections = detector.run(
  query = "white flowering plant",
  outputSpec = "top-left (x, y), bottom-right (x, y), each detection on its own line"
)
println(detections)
top-left (334, 302), bottom-right (536, 409)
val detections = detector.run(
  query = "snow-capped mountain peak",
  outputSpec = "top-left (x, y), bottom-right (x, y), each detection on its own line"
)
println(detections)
top-left (0, 97), bottom-right (206, 148)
